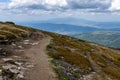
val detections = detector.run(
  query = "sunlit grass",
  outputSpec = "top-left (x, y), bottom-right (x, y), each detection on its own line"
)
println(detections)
top-left (44, 31), bottom-right (120, 80)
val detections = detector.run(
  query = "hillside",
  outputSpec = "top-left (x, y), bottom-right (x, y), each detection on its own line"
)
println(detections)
top-left (0, 22), bottom-right (120, 80)
top-left (73, 31), bottom-right (120, 48)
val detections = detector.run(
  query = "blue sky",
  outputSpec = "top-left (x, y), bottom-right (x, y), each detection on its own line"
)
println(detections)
top-left (0, 0), bottom-right (9, 2)
top-left (0, 0), bottom-right (4, 2)
top-left (0, 0), bottom-right (120, 22)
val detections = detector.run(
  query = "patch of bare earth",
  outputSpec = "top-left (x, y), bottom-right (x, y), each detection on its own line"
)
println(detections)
top-left (24, 36), bottom-right (58, 80)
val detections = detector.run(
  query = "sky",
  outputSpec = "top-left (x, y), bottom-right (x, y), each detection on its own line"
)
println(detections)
top-left (0, 0), bottom-right (120, 22)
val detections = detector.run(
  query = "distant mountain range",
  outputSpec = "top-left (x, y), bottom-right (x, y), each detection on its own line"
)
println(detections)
top-left (19, 17), bottom-right (120, 29)
top-left (39, 18), bottom-right (120, 29)
top-left (20, 23), bottom-right (102, 34)
top-left (17, 22), bottom-right (120, 35)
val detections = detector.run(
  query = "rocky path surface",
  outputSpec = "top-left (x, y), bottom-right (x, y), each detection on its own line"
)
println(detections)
top-left (24, 36), bottom-right (57, 80)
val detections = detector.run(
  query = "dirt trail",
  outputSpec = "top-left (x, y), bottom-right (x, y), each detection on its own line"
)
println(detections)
top-left (24, 36), bottom-right (57, 80)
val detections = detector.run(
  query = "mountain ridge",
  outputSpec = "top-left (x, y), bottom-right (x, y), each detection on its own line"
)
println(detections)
top-left (18, 17), bottom-right (120, 29)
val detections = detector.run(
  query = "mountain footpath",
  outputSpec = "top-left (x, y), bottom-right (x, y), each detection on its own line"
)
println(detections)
top-left (24, 36), bottom-right (57, 80)
top-left (0, 22), bottom-right (58, 80)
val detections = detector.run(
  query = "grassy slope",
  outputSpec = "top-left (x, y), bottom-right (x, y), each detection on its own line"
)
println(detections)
top-left (43, 31), bottom-right (120, 80)
top-left (0, 22), bottom-right (36, 43)
top-left (0, 22), bottom-right (120, 80)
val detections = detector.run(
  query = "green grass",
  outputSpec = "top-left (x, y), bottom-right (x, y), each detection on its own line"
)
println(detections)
top-left (46, 32), bottom-right (92, 80)
top-left (5, 21), bottom-right (15, 25)
top-left (47, 34), bottom-right (91, 70)
top-left (0, 22), bottom-right (37, 43)
top-left (0, 30), bottom-right (17, 40)
top-left (0, 27), bottom-right (27, 36)
top-left (44, 31), bottom-right (120, 80)
top-left (103, 66), bottom-right (120, 79)
top-left (90, 53), bottom-right (107, 67)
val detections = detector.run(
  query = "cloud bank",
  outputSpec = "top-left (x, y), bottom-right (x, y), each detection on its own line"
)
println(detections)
top-left (0, 0), bottom-right (120, 18)
top-left (7, 0), bottom-right (112, 11)
top-left (0, 0), bottom-right (120, 11)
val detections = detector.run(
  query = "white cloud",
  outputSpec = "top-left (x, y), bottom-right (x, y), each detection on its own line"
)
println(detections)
top-left (44, 0), bottom-right (67, 6)
top-left (8, 0), bottom-right (67, 10)
top-left (109, 0), bottom-right (120, 11)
